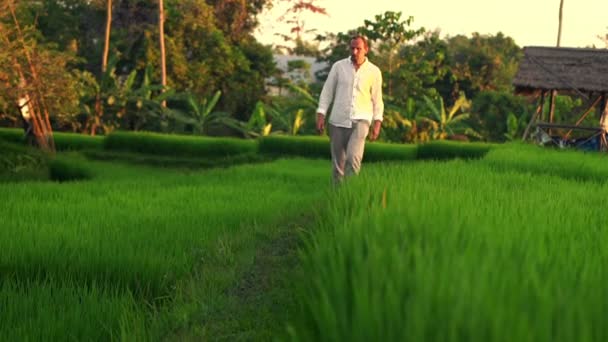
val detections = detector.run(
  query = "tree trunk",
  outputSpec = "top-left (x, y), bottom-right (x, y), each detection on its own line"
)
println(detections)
top-left (159, 0), bottom-right (167, 107)
top-left (550, 0), bottom-right (564, 135)
top-left (92, 0), bottom-right (113, 136)
top-left (8, 0), bottom-right (55, 152)
top-left (557, 0), bottom-right (564, 47)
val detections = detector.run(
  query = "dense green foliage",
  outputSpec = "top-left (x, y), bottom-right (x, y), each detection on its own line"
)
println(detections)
top-left (470, 91), bottom-right (533, 142)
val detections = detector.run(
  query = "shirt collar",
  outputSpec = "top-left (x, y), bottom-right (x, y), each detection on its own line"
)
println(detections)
top-left (350, 57), bottom-right (368, 68)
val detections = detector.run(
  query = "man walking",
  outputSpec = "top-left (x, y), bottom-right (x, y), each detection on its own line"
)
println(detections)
top-left (316, 35), bottom-right (384, 184)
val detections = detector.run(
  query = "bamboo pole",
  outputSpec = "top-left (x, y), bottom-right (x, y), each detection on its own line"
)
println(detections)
top-left (563, 95), bottom-right (602, 139)
top-left (549, 89), bottom-right (556, 135)
top-left (523, 90), bottom-right (546, 141)
top-left (599, 93), bottom-right (608, 151)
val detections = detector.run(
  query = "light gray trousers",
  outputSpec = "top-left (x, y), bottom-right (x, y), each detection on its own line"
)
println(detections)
top-left (329, 120), bottom-right (370, 184)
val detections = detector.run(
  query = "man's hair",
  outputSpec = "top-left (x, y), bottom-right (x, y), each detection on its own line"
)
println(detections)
top-left (350, 34), bottom-right (369, 49)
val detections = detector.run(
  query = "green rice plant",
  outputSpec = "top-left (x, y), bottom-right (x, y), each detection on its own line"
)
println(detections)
top-left (482, 142), bottom-right (608, 183)
top-left (417, 140), bottom-right (493, 160)
top-left (0, 127), bottom-right (24, 143)
top-left (258, 135), bottom-right (417, 163)
top-left (364, 142), bottom-right (417, 162)
top-left (83, 149), bottom-right (269, 169)
top-left (0, 158), bottom-right (328, 340)
top-left (0, 278), bottom-right (148, 341)
top-left (48, 154), bottom-right (93, 182)
top-left (290, 160), bottom-right (608, 342)
top-left (258, 135), bottom-right (331, 159)
top-left (0, 127), bottom-right (103, 150)
top-left (104, 131), bottom-right (257, 158)
top-left (53, 132), bottom-right (104, 151)
top-left (0, 140), bottom-right (49, 181)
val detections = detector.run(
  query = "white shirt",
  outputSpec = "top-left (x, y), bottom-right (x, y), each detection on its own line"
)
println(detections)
top-left (316, 57), bottom-right (384, 128)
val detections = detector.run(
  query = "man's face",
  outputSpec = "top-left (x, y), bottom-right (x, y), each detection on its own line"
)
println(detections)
top-left (350, 38), bottom-right (368, 64)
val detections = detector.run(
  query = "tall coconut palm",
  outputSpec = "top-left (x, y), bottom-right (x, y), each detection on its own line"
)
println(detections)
top-left (92, 0), bottom-right (112, 135)
top-left (102, 0), bottom-right (112, 72)
top-left (159, 0), bottom-right (167, 107)
top-left (549, 0), bottom-right (564, 132)
top-left (557, 0), bottom-right (564, 47)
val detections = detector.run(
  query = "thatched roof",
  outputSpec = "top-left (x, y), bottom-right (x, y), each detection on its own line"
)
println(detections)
top-left (513, 46), bottom-right (608, 94)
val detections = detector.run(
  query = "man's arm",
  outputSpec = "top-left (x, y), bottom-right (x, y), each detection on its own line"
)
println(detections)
top-left (316, 63), bottom-right (338, 134)
top-left (369, 69), bottom-right (384, 141)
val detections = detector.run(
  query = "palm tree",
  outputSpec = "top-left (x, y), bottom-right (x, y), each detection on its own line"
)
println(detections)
top-left (102, 0), bottom-right (112, 73)
top-left (92, 0), bottom-right (112, 135)
top-left (557, 0), bottom-right (564, 47)
top-left (549, 0), bottom-right (564, 132)
top-left (158, 0), bottom-right (167, 107)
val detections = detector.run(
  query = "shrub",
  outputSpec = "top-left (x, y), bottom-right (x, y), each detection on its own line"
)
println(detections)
top-left (104, 131), bottom-right (257, 158)
top-left (0, 128), bottom-right (103, 151)
top-left (258, 135), bottom-right (330, 159)
top-left (364, 142), bottom-right (417, 162)
top-left (49, 155), bottom-right (92, 182)
top-left (0, 140), bottom-right (48, 181)
top-left (417, 140), bottom-right (493, 160)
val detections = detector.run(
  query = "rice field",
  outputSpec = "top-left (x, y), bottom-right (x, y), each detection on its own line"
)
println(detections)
top-left (2, 141), bottom-right (608, 341)
top-left (0, 158), bottom-right (328, 340)
top-left (289, 145), bottom-right (608, 342)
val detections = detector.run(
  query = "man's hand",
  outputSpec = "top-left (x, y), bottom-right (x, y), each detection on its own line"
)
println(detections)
top-left (368, 120), bottom-right (382, 141)
top-left (316, 113), bottom-right (325, 135)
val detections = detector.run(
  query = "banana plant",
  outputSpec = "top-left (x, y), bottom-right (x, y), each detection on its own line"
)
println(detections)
top-left (269, 83), bottom-right (317, 135)
top-left (246, 101), bottom-right (272, 137)
top-left (166, 90), bottom-right (246, 135)
top-left (420, 94), bottom-right (481, 140)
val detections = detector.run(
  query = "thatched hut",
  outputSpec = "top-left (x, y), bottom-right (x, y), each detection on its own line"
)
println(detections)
top-left (513, 46), bottom-right (608, 148)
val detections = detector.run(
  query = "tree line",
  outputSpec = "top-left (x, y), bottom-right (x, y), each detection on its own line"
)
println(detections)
top-left (1, 1), bottom-right (605, 150)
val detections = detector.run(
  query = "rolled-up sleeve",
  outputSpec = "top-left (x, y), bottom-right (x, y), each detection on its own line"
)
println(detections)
top-left (371, 69), bottom-right (384, 122)
top-left (317, 63), bottom-right (338, 115)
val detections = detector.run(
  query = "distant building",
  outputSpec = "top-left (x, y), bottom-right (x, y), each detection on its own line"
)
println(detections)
top-left (267, 54), bottom-right (328, 96)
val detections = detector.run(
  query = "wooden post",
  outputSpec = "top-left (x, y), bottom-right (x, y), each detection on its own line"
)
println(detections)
top-left (523, 90), bottom-right (546, 141)
top-left (549, 90), bottom-right (557, 135)
top-left (563, 95), bottom-right (602, 140)
top-left (599, 93), bottom-right (608, 151)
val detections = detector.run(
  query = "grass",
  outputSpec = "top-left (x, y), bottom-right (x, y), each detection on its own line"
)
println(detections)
top-left (104, 131), bottom-right (257, 157)
top-left (483, 142), bottom-right (608, 183)
top-left (6, 136), bottom-right (608, 341)
top-left (0, 157), bottom-right (329, 340)
top-left (82, 149), bottom-right (270, 169)
top-left (290, 157), bottom-right (608, 342)
top-left (0, 140), bottom-right (49, 182)
top-left (0, 127), bottom-right (104, 150)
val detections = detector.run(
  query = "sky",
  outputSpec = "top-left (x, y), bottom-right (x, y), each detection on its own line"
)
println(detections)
top-left (254, 0), bottom-right (607, 49)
